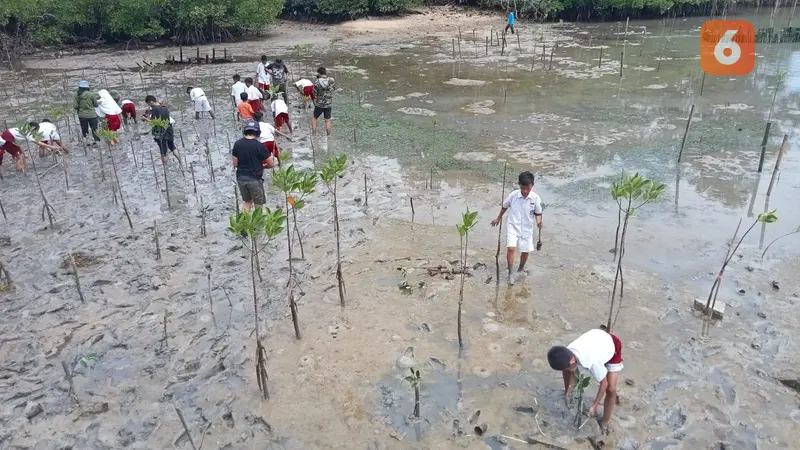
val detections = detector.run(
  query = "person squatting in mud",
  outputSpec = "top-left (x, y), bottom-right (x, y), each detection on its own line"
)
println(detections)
top-left (37, 119), bottom-right (68, 156)
top-left (110, 91), bottom-right (137, 126)
top-left (490, 171), bottom-right (543, 285)
top-left (232, 118), bottom-right (275, 212)
top-left (547, 325), bottom-right (624, 436)
top-left (141, 95), bottom-right (180, 165)
top-left (0, 123), bottom-right (60, 171)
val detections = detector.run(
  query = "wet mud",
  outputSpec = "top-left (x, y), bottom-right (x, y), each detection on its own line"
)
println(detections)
top-left (1, 7), bottom-right (800, 450)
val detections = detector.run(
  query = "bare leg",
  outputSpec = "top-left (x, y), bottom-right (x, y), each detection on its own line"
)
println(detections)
top-left (600, 372), bottom-right (619, 431)
top-left (518, 252), bottom-right (529, 272)
top-left (506, 247), bottom-right (515, 285)
top-left (312, 116), bottom-right (318, 134)
top-left (209, 111), bottom-right (215, 119)
top-left (194, 112), bottom-right (200, 120)
top-left (287, 117), bottom-right (293, 133)
top-left (242, 201), bottom-right (254, 212)
top-left (325, 119), bottom-right (332, 136)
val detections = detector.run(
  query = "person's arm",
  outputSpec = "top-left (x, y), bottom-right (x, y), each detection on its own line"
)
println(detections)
top-left (91, 94), bottom-right (98, 107)
top-left (590, 376), bottom-right (608, 414)
top-left (491, 193), bottom-right (513, 226)
top-left (274, 129), bottom-right (292, 141)
top-left (535, 196), bottom-right (543, 228)
top-left (232, 156), bottom-right (238, 169)
top-left (263, 154), bottom-right (275, 169)
top-left (73, 94), bottom-right (80, 112)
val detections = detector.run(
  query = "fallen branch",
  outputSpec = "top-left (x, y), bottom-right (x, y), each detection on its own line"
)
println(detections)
top-left (174, 406), bottom-right (198, 450)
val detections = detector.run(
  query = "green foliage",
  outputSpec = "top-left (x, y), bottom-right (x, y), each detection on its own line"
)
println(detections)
top-left (572, 371), bottom-right (591, 399)
top-left (319, 155), bottom-right (347, 185)
top-left (1, 0), bottom-right (284, 46)
top-left (18, 123), bottom-right (42, 142)
top-left (149, 117), bottom-right (170, 130)
top-left (757, 210), bottom-right (778, 224)
top-left (403, 368), bottom-right (420, 388)
top-left (228, 207), bottom-right (286, 241)
top-left (96, 128), bottom-right (120, 143)
top-left (456, 208), bottom-right (478, 237)
top-left (611, 172), bottom-right (666, 211)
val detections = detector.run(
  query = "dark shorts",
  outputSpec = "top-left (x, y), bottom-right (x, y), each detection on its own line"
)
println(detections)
top-left (313, 106), bottom-right (332, 120)
top-left (238, 179), bottom-right (266, 205)
top-left (155, 138), bottom-right (176, 157)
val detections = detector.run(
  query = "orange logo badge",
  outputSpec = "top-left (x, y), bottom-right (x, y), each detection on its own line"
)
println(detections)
top-left (700, 20), bottom-right (755, 76)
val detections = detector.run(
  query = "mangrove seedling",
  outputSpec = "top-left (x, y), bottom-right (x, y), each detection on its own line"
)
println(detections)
top-left (229, 207), bottom-right (286, 398)
top-left (97, 129), bottom-right (133, 230)
top-left (149, 117), bottom-right (173, 208)
top-left (608, 173), bottom-right (665, 331)
top-left (572, 371), bottom-right (592, 428)
top-left (761, 224), bottom-right (800, 259)
top-left (0, 259), bottom-right (12, 291)
top-left (320, 155), bottom-right (348, 307)
top-left (456, 208), bottom-right (478, 349)
top-left (396, 266), bottom-right (426, 294)
top-left (705, 210), bottom-right (778, 320)
top-left (404, 368), bottom-right (421, 419)
top-left (289, 171), bottom-right (318, 259)
top-left (18, 123), bottom-right (56, 228)
top-left (272, 165), bottom-right (304, 339)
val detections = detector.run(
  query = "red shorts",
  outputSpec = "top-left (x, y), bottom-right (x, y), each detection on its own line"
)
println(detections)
top-left (606, 332), bottom-right (623, 364)
top-left (121, 103), bottom-right (136, 118)
top-left (106, 114), bottom-right (121, 131)
top-left (249, 99), bottom-right (263, 112)
top-left (275, 112), bottom-right (290, 129)
top-left (302, 85), bottom-right (315, 99)
top-left (264, 140), bottom-right (279, 158)
top-left (258, 83), bottom-right (269, 91)
top-left (0, 130), bottom-right (22, 165)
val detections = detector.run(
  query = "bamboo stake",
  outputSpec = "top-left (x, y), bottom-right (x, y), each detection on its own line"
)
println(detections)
top-left (757, 122), bottom-right (772, 173)
top-left (677, 104), bottom-right (695, 163)
top-left (174, 407), bottom-right (198, 450)
top-left (766, 134), bottom-right (789, 196)
top-left (495, 163), bottom-right (508, 285)
top-left (363, 173), bottom-right (368, 207)
top-left (154, 220), bottom-right (161, 260)
top-left (190, 163), bottom-right (197, 193)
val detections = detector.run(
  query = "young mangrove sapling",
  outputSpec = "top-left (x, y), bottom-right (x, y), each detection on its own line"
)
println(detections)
top-left (608, 173), bottom-right (665, 331)
top-left (229, 207), bottom-right (286, 398)
top-left (705, 210), bottom-right (778, 318)
top-left (404, 368), bottom-right (422, 419)
top-left (572, 371), bottom-right (592, 428)
top-left (320, 155), bottom-right (348, 307)
top-left (288, 170), bottom-right (319, 260)
top-left (18, 124), bottom-right (56, 227)
top-left (457, 208), bottom-right (478, 349)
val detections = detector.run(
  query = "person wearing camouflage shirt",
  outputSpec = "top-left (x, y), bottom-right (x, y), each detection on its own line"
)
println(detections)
top-left (312, 66), bottom-right (336, 136)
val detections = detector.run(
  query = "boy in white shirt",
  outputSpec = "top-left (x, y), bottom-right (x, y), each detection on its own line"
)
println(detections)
top-left (256, 55), bottom-right (271, 91)
top-left (244, 77), bottom-right (264, 112)
top-left (253, 111), bottom-right (291, 160)
top-left (547, 327), bottom-right (624, 435)
top-left (37, 119), bottom-right (68, 155)
top-left (186, 86), bottom-right (215, 120)
top-left (270, 96), bottom-right (292, 133)
top-left (294, 78), bottom-right (314, 109)
top-left (490, 171), bottom-right (543, 285)
top-left (230, 74), bottom-right (247, 107)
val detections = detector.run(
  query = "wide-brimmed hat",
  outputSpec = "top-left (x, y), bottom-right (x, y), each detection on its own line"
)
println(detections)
top-left (78, 80), bottom-right (89, 88)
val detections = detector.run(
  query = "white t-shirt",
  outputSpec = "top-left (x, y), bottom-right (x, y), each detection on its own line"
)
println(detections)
top-left (271, 99), bottom-right (288, 116)
top-left (257, 62), bottom-right (271, 85)
top-left (567, 329), bottom-right (615, 382)
top-left (231, 81), bottom-right (246, 105)
top-left (295, 79), bottom-right (312, 89)
top-left (0, 128), bottom-right (36, 146)
top-left (37, 122), bottom-right (60, 141)
top-left (189, 88), bottom-right (206, 102)
top-left (257, 122), bottom-right (276, 143)
top-left (245, 85), bottom-right (263, 101)
top-left (503, 189), bottom-right (543, 237)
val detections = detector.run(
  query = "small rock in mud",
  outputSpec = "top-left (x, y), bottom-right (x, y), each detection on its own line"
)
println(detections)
top-left (772, 281), bottom-right (779, 291)
top-left (473, 366), bottom-right (492, 378)
top-left (513, 405), bottom-right (537, 414)
top-left (396, 355), bottom-right (416, 369)
top-left (418, 323), bottom-right (431, 333)
top-left (23, 401), bottom-right (43, 419)
top-left (625, 378), bottom-right (635, 386)
top-left (737, 289), bottom-right (745, 295)
top-left (483, 322), bottom-right (500, 333)
top-left (329, 325), bottom-right (340, 337)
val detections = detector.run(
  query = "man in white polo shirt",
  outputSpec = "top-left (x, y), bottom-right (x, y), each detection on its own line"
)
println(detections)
top-left (547, 327), bottom-right (624, 435)
top-left (490, 171), bottom-right (543, 285)
top-left (186, 86), bottom-right (215, 120)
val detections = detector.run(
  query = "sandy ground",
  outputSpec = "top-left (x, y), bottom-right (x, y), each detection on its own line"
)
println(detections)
top-left (2, 7), bottom-right (800, 450)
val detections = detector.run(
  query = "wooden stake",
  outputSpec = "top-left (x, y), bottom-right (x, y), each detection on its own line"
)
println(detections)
top-left (61, 360), bottom-right (80, 406)
top-left (677, 104), bottom-right (695, 163)
top-left (766, 134), bottom-right (789, 196)
top-left (162, 158), bottom-right (172, 209)
top-left (495, 162), bottom-right (507, 285)
top-left (700, 72), bottom-right (707, 96)
top-left (619, 51), bottom-right (624, 77)
top-left (486, 36), bottom-right (489, 56)
top-left (190, 163), bottom-right (197, 193)
top-left (234, 184), bottom-right (240, 215)
top-left (363, 173), bottom-right (368, 207)
top-left (174, 407), bottom-right (198, 450)
top-left (599, 47), bottom-right (603, 67)
top-left (69, 253), bottom-right (85, 303)
top-left (200, 196), bottom-right (207, 237)
top-left (154, 220), bottom-right (161, 260)
top-left (129, 141), bottom-right (138, 170)
top-left (757, 122), bottom-right (772, 172)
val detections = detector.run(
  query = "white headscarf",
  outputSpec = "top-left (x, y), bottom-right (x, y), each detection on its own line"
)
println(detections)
top-left (95, 89), bottom-right (122, 116)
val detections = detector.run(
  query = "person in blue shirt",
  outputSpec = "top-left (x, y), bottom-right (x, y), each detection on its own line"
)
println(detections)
top-left (505, 10), bottom-right (516, 35)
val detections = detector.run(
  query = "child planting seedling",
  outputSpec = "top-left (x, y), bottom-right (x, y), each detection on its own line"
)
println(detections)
top-left (142, 96), bottom-right (181, 166)
top-left (1, 122), bottom-right (59, 171)
top-left (547, 326), bottom-right (624, 435)
top-left (228, 207), bottom-right (286, 399)
top-left (457, 208), bottom-right (478, 349)
top-left (608, 173), bottom-right (665, 330)
top-left (319, 155), bottom-right (348, 307)
top-left (294, 78), bottom-right (314, 109)
top-left (37, 119), bottom-right (68, 155)
top-left (490, 171), bottom-right (543, 286)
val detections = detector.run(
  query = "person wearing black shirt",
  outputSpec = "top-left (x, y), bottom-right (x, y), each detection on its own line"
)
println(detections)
top-left (232, 119), bottom-right (275, 211)
top-left (141, 95), bottom-right (180, 165)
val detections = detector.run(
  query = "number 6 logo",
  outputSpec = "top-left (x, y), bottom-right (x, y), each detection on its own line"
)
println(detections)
top-left (701, 20), bottom-right (754, 76)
